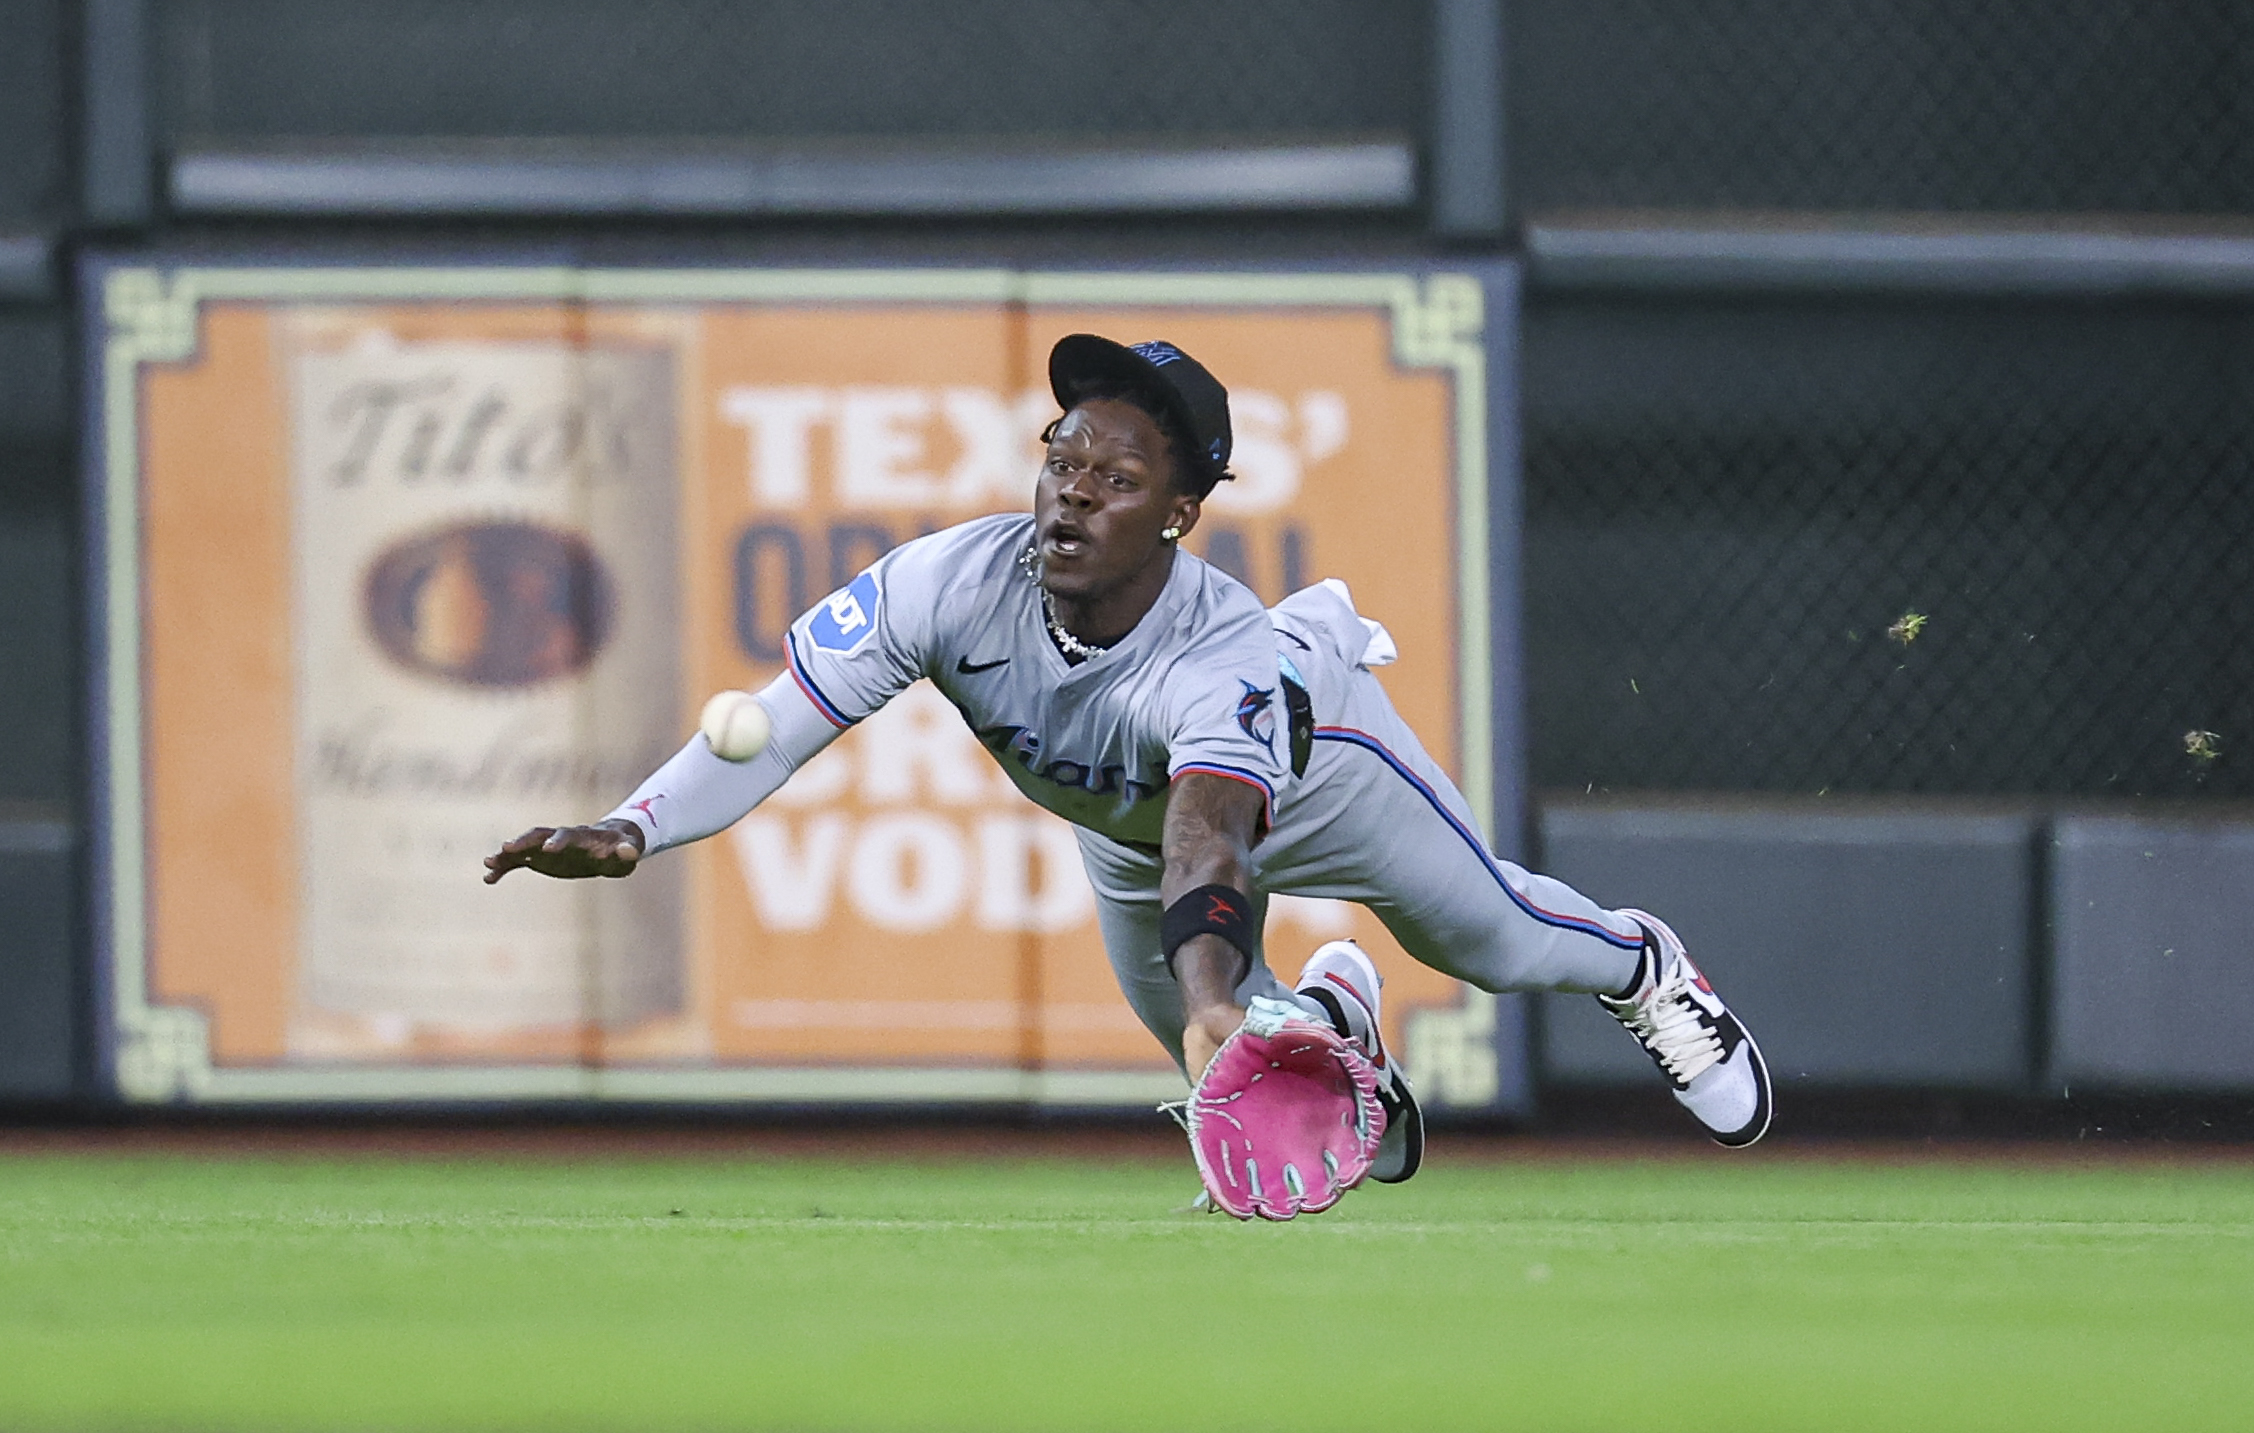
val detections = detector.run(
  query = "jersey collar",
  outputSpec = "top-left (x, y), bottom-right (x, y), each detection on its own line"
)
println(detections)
top-left (1030, 544), bottom-right (1198, 680)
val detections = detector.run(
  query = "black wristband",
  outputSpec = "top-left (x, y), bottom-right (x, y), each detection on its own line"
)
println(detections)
top-left (1161, 884), bottom-right (1254, 985)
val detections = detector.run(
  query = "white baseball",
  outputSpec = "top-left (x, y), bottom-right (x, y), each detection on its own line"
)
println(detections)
top-left (699, 690), bottom-right (772, 762)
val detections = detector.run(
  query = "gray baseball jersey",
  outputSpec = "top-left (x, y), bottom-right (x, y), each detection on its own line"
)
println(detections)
top-left (781, 512), bottom-right (1290, 847)
top-left (606, 511), bottom-right (1647, 1064)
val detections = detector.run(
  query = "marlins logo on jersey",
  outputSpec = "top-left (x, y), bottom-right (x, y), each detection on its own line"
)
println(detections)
top-left (1234, 681), bottom-right (1278, 755)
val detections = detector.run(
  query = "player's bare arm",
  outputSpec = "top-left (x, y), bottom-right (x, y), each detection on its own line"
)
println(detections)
top-left (482, 818), bottom-right (644, 884)
top-left (1160, 771), bottom-right (1266, 1079)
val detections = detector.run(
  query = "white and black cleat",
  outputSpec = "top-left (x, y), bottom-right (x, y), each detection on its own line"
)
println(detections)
top-left (1295, 939), bottom-right (1423, 1183)
top-left (1598, 909), bottom-right (1772, 1148)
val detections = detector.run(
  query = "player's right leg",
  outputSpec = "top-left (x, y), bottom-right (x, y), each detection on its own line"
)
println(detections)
top-left (1293, 938), bottom-right (1423, 1182)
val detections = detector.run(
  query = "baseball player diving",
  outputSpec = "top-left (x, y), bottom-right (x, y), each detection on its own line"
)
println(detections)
top-left (485, 334), bottom-right (1771, 1213)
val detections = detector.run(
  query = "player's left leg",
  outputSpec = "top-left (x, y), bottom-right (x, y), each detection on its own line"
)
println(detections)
top-left (1258, 665), bottom-right (1771, 1148)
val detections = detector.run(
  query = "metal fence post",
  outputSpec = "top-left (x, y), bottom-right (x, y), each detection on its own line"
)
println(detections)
top-left (1431, 0), bottom-right (1507, 240)
top-left (82, 0), bottom-right (152, 228)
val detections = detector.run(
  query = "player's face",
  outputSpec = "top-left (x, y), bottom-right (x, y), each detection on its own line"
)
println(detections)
top-left (1034, 399), bottom-right (1200, 605)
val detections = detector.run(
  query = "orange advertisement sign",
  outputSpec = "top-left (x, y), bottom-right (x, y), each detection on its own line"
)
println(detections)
top-left (92, 265), bottom-right (1509, 1108)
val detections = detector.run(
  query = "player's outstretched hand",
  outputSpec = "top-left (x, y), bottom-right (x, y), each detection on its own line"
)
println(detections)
top-left (482, 819), bottom-right (645, 884)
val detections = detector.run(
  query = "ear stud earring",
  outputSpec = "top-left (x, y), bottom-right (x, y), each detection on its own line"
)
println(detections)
top-left (1161, 526), bottom-right (1183, 541)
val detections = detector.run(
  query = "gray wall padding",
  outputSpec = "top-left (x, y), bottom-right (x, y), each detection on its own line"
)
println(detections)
top-left (1537, 802), bottom-right (2036, 1089)
top-left (2049, 816), bottom-right (2254, 1091)
top-left (0, 0), bottom-right (65, 227)
top-left (0, 817), bottom-right (76, 1099)
top-left (0, 315), bottom-right (74, 808)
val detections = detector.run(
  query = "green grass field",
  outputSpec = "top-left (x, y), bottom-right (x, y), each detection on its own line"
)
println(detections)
top-left (2, 1142), bottom-right (2249, 1431)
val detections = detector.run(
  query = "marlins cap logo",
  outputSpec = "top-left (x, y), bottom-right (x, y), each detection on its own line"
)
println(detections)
top-left (1129, 341), bottom-right (1185, 367)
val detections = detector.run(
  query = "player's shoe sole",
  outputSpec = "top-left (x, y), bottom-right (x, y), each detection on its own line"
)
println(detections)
top-left (1295, 939), bottom-right (1424, 1183)
top-left (1598, 909), bottom-right (1772, 1148)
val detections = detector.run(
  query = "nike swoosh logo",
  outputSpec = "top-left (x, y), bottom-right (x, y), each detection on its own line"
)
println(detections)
top-left (956, 655), bottom-right (1009, 674)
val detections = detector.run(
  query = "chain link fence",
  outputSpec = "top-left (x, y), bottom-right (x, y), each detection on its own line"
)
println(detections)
top-left (157, 0), bottom-right (1425, 144)
top-left (1521, 294), bottom-right (2254, 800)
top-left (1512, 0), bottom-right (2254, 214)
top-left (117, 0), bottom-right (2254, 811)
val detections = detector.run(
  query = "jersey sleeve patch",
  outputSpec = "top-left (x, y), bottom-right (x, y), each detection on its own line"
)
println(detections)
top-left (808, 570), bottom-right (881, 654)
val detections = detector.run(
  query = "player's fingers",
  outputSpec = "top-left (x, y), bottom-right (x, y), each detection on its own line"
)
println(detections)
top-left (485, 826), bottom-right (638, 881)
top-left (486, 828), bottom-right (566, 882)
top-left (582, 836), bottom-right (636, 877)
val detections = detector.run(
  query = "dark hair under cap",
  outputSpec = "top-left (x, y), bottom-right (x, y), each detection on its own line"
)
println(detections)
top-left (1042, 378), bottom-right (1230, 500)
top-left (1046, 335), bottom-right (1236, 500)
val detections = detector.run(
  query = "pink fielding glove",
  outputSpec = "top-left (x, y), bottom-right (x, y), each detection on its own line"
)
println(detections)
top-left (1185, 997), bottom-right (1387, 1221)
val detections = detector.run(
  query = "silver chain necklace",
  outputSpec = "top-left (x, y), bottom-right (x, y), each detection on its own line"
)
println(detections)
top-left (1041, 590), bottom-right (1111, 660)
top-left (1022, 542), bottom-right (1112, 661)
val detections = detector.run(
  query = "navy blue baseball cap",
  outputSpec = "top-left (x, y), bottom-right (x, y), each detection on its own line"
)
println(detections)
top-left (1048, 334), bottom-right (1233, 491)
